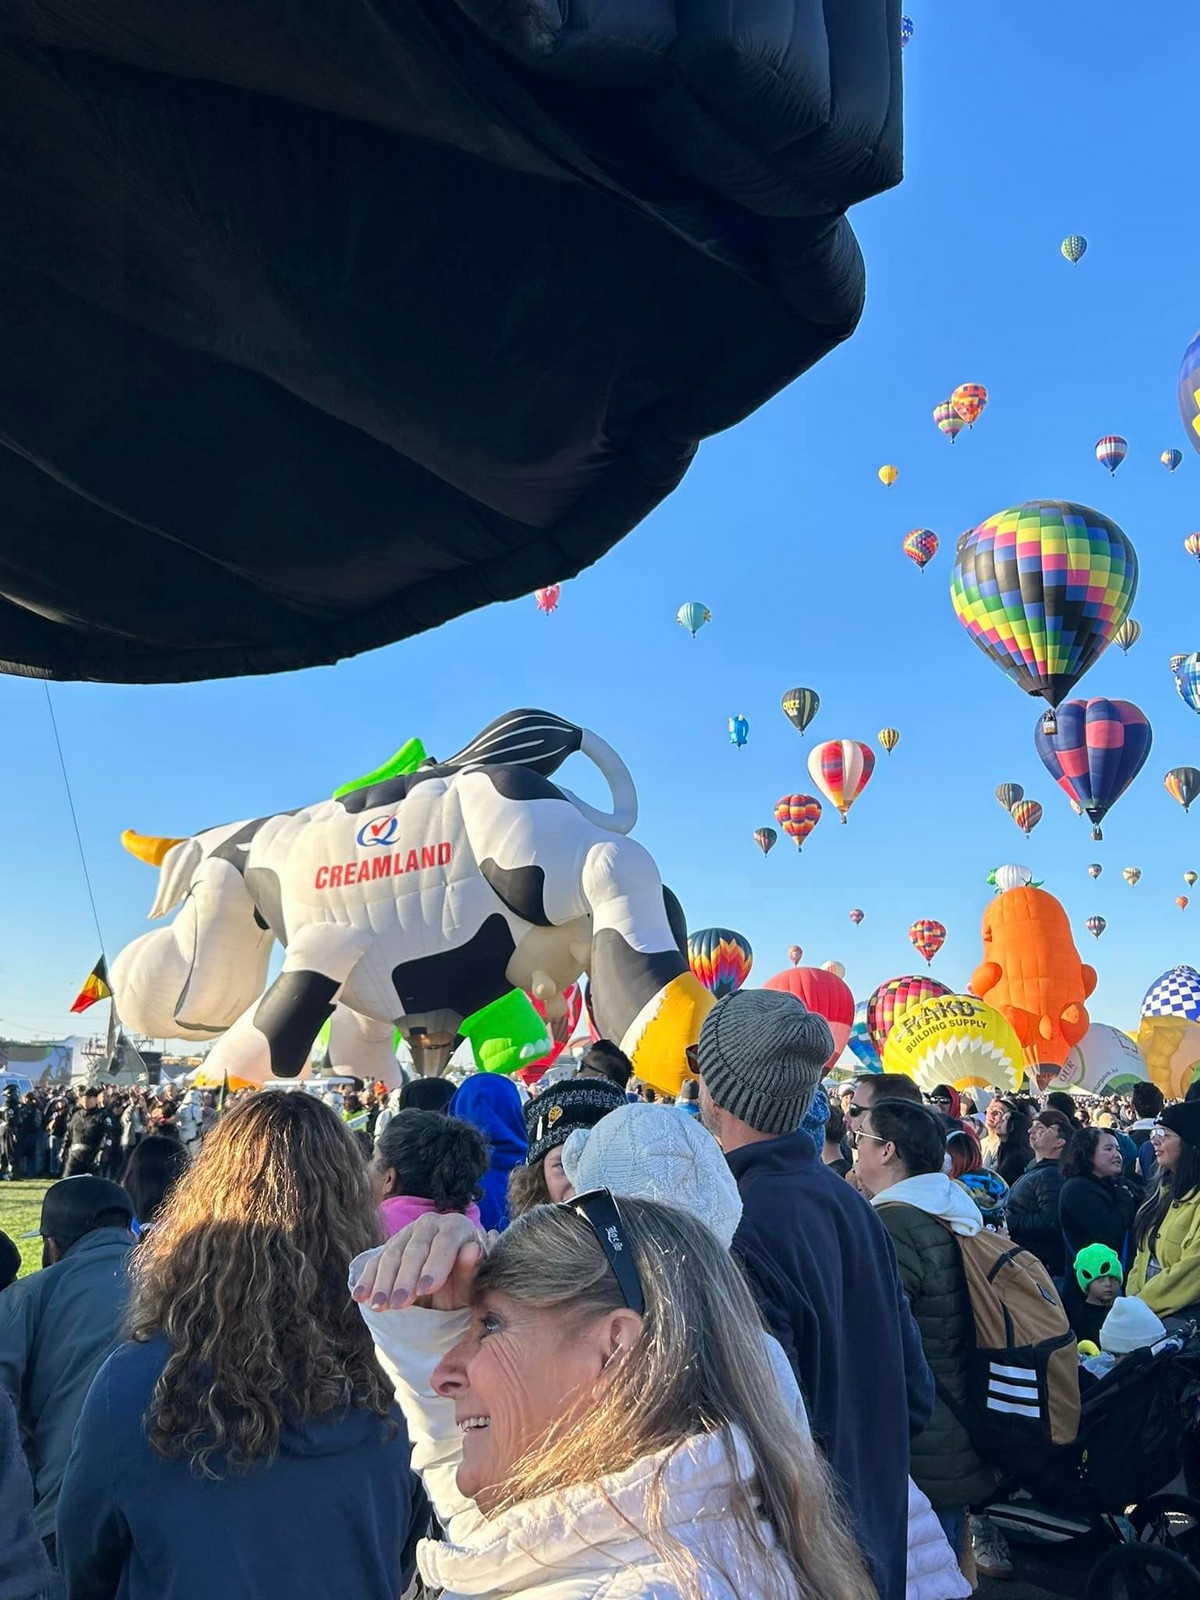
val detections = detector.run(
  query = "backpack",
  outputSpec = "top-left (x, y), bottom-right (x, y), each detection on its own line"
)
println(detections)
top-left (938, 1225), bottom-right (1080, 1477)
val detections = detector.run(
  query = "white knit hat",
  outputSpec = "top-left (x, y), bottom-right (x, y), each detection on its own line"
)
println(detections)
top-left (562, 1103), bottom-right (743, 1248)
top-left (1100, 1296), bottom-right (1167, 1355)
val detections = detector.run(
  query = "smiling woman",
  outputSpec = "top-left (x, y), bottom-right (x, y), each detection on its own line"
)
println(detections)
top-left (354, 1201), bottom-right (874, 1600)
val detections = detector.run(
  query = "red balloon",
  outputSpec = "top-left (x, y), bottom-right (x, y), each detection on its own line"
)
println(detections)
top-left (762, 966), bottom-right (854, 1073)
top-left (519, 982), bottom-right (583, 1084)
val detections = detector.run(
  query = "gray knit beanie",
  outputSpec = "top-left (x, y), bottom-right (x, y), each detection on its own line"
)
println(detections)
top-left (698, 989), bottom-right (832, 1136)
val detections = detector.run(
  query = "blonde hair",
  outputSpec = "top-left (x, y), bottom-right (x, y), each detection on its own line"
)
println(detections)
top-left (474, 1200), bottom-right (873, 1600)
top-left (128, 1091), bottom-right (391, 1477)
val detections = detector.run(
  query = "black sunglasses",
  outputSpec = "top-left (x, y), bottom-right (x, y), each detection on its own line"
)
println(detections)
top-left (561, 1188), bottom-right (645, 1316)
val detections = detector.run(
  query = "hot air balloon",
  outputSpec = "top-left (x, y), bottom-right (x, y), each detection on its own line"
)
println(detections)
top-left (822, 960), bottom-right (846, 979)
top-left (900, 14), bottom-right (913, 46)
top-left (909, 919), bottom-right (946, 964)
top-left (781, 687), bottom-right (820, 736)
top-left (1060, 235), bottom-right (1087, 265)
top-left (1179, 329), bottom-right (1200, 458)
top-left (807, 740), bottom-right (875, 824)
top-left (1034, 697), bottom-right (1152, 840)
top-left (995, 783), bottom-right (1025, 812)
top-left (774, 793), bottom-right (823, 850)
top-left (763, 966), bottom-right (855, 1072)
top-left (903, 529), bottom-right (938, 572)
top-left (728, 714), bottom-right (749, 749)
top-left (788, 944), bottom-right (804, 966)
top-left (878, 727), bottom-right (900, 755)
top-left (533, 584), bottom-right (561, 614)
top-left (934, 400), bottom-right (964, 442)
top-left (1086, 916), bottom-right (1106, 939)
top-left (520, 980), bottom-right (585, 1084)
top-left (1166, 767), bottom-right (1200, 812)
top-left (1088, 863), bottom-right (1103, 880)
top-left (687, 928), bottom-right (753, 999)
top-left (1114, 619), bottom-right (1141, 654)
top-left (753, 827), bottom-right (778, 856)
top-left (849, 908), bottom-right (865, 925)
top-left (1163, 449), bottom-right (1184, 473)
top-left (1123, 867), bottom-right (1142, 886)
top-left (1050, 1024), bottom-right (1150, 1098)
top-left (676, 601), bottom-right (711, 637)
top-left (1179, 897), bottom-right (1191, 912)
top-left (1187, 872), bottom-right (1198, 887)
top-left (951, 501), bottom-right (1138, 709)
top-left (866, 975), bottom-right (952, 1057)
top-left (989, 864), bottom-right (1035, 892)
top-left (1172, 654), bottom-right (1189, 675)
top-left (1095, 436), bottom-right (1128, 475)
top-left (884, 995), bottom-right (1025, 1095)
top-left (1175, 655), bottom-right (1200, 712)
top-left (951, 383), bottom-right (988, 427)
top-left (878, 464), bottom-right (899, 487)
top-left (1010, 799), bottom-right (1043, 835)
top-left (847, 999), bottom-right (882, 1072)
top-left (1186, 535), bottom-right (1200, 562)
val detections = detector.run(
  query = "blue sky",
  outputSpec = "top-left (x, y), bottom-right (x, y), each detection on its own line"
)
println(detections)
top-left (3, 3), bottom-right (1200, 1049)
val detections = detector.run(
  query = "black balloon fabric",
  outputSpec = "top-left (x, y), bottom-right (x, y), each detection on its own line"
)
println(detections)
top-left (0, 0), bottom-right (902, 682)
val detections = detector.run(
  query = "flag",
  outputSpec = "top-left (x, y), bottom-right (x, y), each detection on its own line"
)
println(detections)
top-left (70, 956), bottom-right (112, 1014)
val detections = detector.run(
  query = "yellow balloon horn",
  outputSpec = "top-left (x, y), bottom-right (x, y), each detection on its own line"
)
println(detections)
top-left (121, 828), bottom-right (185, 866)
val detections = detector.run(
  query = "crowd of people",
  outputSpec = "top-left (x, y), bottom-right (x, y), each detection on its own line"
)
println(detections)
top-left (3, 1007), bottom-right (1200, 1600)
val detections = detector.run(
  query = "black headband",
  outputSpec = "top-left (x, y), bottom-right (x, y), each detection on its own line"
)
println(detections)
top-left (560, 1188), bottom-right (645, 1316)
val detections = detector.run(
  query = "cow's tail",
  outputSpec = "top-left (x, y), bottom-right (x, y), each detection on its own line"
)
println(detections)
top-left (559, 727), bottom-right (638, 836)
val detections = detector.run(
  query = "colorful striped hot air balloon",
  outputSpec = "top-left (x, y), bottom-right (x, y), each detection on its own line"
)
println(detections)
top-left (866, 975), bottom-right (952, 1057)
top-left (1163, 449), bottom-right (1184, 472)
top-left (1086, 916), bottom-right (1106, 939)
top-left (774, 793), bottom-right (823, 850)
top-left (1034, 698), bottom-right (1152, 841)
top-left (1123, 867), bottom-right (1142, 886)
top-left (686, 928), bottom-right (754, 999)
top-left (878, 464), bottom-right (899, 487)
top-left (878, 727), bottom-right (900, 755)
top-left (1010, 799), bottom-right (1043, 835)
top-left (951, 384), bottom-right (988, 427)
top-left (909, 920), bottom-right (946, 964)
top-left (934, 401), bottom-right (964, 442)
top-left (533, 584), bottom-right (561, 614)
top-left (1186, 534), bottom-right (1200, 562)
top-left (1179, 330), bottom-right (1200, 458)
top-left (1179, 897), bottom-right (1191, 912)
top-left (1061, 235), bottom-right (1088, 265)
top-left (753, 827), bottom-right (777, 856)
top-left (1096, 435), bottom-right (1128, 474)
top-left (951, 501), bottom-right (1138, 709)
top-left (1114, 619), bottom-right (1141, 654)
top-left (849, 908), bottom-right (865, 925)
top-left (788, 944), bottom-right (803, 966)
top-left (807, 740), bottom-right (875, 824)
top-left (1088, 863), bottom-right (1103, 879)
top-left (676, 601), bottom-right (711, 637)
top-left (1166, 768), bottom-right (1200, 812)
top-left (903, 529), bottom-right (938, 572)
top-left (781, 687), bottom-right (820, 736)
top-left (995, 783), bottom-right (1024, 812)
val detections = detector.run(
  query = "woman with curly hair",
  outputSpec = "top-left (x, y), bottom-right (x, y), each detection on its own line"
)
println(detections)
top-left (56, 1091), bottom-right (426, 1600)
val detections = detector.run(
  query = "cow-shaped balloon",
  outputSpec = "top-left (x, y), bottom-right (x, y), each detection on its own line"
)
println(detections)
top-left (112, 710), bottom-right (711, 1094)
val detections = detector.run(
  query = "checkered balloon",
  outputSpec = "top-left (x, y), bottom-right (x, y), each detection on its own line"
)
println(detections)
top-left (1141, 964), bottom-right (1200, 1022)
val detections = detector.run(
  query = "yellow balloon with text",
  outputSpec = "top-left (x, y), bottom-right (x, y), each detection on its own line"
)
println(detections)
top-left (881, 993), bottom-right (1024, 1094)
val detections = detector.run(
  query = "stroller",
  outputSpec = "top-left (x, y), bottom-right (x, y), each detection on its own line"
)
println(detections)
top-left (974, 1328), bottom-right (1200, 1598)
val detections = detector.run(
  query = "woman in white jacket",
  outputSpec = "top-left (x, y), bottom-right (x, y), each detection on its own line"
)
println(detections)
top-left (352, 1195), bottom-right (872, 1600)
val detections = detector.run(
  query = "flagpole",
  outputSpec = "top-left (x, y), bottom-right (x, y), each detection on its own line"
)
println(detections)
top-left (104, 995), bottom-right (120, 1080)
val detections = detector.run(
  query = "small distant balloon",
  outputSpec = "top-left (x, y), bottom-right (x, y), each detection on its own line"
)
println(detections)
top-left (533, 584), bottom-right (561, 614)
top-left (1095, 435), bottom-right (1128, 474)
top-left (934, 401), bottom-right (964, 442)
top-left (1123, 867), bottom-right (1142, 886)
top-left (687, 928), bottom-right (754, 999)
top-left (822, 960), bottom-right (847, 979)
top-left (1179, 897), bottom-right (1191, 912)
top-left (676, 601), bottom-right (711, 637)
top-left (849, 908), bottom-right (865, 925)
top-left (995, 783), bottom-right (1024, 812)
top-left (878, 464), bottom-right (899, 488)
top-left (753, 827), bottom-right (777, 856)
top-left (788, 945), bottom-right (803, 966)
top-left (1060, 235), bottom-right (1087, 265)
top-left (1166, 767), bottom-right (1200, 812)
top-left (1175, 655), bottom-right (1200, 713)
top-left (900, 14), bottom-right (913, 46)
top-left (1186, 534), bottom-right (1200, 562)
top-left (991, 864), bottom-right (1033, 892)
top-left (1163, 449), bottom-right (1184, 473)
top-left (908, 919), bottom-right (946, 964)
top-left (1178, 329), bottom-right (1200, 459)
top-left (728, 714), bottom-right (749, 749)
top-left (903, 529), bottom-right (939, 572)
top-left (878, 727), bottom-right (900, 755)
top-left (781, 687), bottom-right (820, 736)
top-left (1113, 619), bottom-right (1141, 654)
top-left (1187, 871), bottom-right (1198, 888)
top-left (951, 384), bottom-right (988, 427)
top-left (1010, 799), bottom-right (1043, 835)
top-left (1088, 863), bottom-right (1103, 880)
top-left (774, 793), bottom-right (823, 851)
top-left (1086, 915), bottom-right (1107, 939)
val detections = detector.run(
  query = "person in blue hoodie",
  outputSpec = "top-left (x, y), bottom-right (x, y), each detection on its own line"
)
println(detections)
top-left (447, 1074), bottom-right (528, 1231)
top-left (56, 1092), bottom-right (426, 1600)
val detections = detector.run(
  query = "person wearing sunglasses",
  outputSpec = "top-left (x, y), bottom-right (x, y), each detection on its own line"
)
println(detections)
top-left (351, 1196), bottom-right (872, 1600)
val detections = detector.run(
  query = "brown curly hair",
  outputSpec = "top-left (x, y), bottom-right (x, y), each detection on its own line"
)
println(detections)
top-left (127, 1090), bottom-right (390, 1478)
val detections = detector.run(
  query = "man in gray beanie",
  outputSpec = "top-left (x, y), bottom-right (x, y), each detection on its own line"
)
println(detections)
top-left (698, 989), bottom-right (934, 1600)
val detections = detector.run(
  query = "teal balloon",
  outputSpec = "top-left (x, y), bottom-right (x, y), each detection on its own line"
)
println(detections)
top-left (728, 714), bottom-right (749, 748)
top-left (847, 999), bottom-right (882, 1072)
top-left (1180, 330), bottom-right (1200, 458)
top-left (676, 601), bottom-right (711, 637)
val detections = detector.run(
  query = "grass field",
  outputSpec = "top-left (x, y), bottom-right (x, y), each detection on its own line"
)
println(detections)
top-left (0, 1180), bottom-right (51, 1278)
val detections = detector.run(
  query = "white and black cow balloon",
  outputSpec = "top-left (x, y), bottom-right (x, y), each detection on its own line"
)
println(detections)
top-left (112, 710), bottom-right (712, 1092)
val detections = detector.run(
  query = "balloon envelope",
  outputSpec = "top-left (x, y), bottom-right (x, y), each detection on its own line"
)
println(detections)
top-left (866, 975), bottom-right (952, 1057)
top-left (774, 793), bottom-right (823, 849)
top-left (882, 994), bottom-right (1023, 1094)
top-left (950, 501), bottom-right (1138, 708)
top-left (1175, 655), bottom-right (1200, 713)
top-left (1060, 235), bottom-right (1087, 264)
top-left (1142, 964), bottom-right (1200, 1023)
top-left (1186, 535), bottom-right (1200, 561)
top-left (1034, 697), bottom-right (1152, 838)
top-left (951, 383), bottom-right (988, 426)
top-left (1010, 799), bottom-right (1043, 835)
top-left (807, 740), bottom-right (875, 823)
top-left (903, 530), bottom-right (938, 570)
top-left (677, 601), bottom-right (711, 637)
top-left (1085, 916), bottom-right (1106, 939)
top-left (728, 714), bottom-right (749, 748)
top-left (1095, 435), bottom-right (1127, 474)
top-left (753, 827), bottom-right (778, 856)
top-left (522, 982), bottom-right (584, 1082)
top-left (1123, 867), bottom-right (1142, 885)
top-left (900, 15), bottom-right (914, 46)
top-left (1049, 1023), bottom-right (1148, 1095)
top-left (878, 464), bottom-right (899, 487)
top-left (534, 584), bottom-right (561, 614)
top-left (1138, 1014), bottom-right (1200, 1100)
top-left (1163, 449), bottom-right (1184, 472)
top-left (1088, 863), bottom-right (1102, 879)
top-left (781, 687), bottom-right (820, 736)
top-left (687, 927), bottom-right (753, 999)
top-left (788, 944), bottom-right (803, 965)
top-left (763, 966), bottom-right (855, 1072)
top-left (1166, 767), bottom-right (1200, 812)
top-left (1179, 329), bottom-right (1200, 458)
top-left (1186, 872), bottom-right (1198, 887)
top-left (849, 908), bottom-right (865, 925)
top-left (995, 783), bottom-right (1024, 812)
top-left (878, 726), bottom-right (900, 754)
top-left (908, 919), bottom-right (946, 964)
top-left (1113, 619), bottom-right (1141, 654)
top-left (993, 864), bottom-right (1033, 892)
top-left (934, 400), bottom-right (963, 441)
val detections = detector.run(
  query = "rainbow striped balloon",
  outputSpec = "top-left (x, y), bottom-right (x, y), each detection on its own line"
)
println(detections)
top-left (807, 740), bottom-right (876, 824)
top-left (903, 529), bottom-right (939, 571)
top-left (934, 400), bottom-right (964, 441)
top-left (686, 928), bottom-right (753, 999)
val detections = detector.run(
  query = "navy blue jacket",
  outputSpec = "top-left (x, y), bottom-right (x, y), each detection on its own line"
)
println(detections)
top-left (449, 1075), bottom-right (528, 1231)
top-left (56, 1337), bottom-right (426, 1600)
top-left (727, 1132), bottom-right (934, 1600)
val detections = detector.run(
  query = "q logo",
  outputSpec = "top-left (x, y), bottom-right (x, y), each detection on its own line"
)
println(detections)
top-left (357, 815), bottom-right (399, 848)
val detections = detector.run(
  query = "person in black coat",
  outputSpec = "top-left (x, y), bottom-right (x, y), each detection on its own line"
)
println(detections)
top-left (1006, 1109), bottom-right (1071, 1276)
top-left (1059, 1126), bottom-right (1142, 1285)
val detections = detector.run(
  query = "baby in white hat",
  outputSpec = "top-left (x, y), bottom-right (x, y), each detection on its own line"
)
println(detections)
top-left (1099, 1296), bottom-right (1167, 1360)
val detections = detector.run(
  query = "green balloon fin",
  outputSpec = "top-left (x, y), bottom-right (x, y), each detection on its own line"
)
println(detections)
top-left (334, 737), bottom-right (428, 800)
